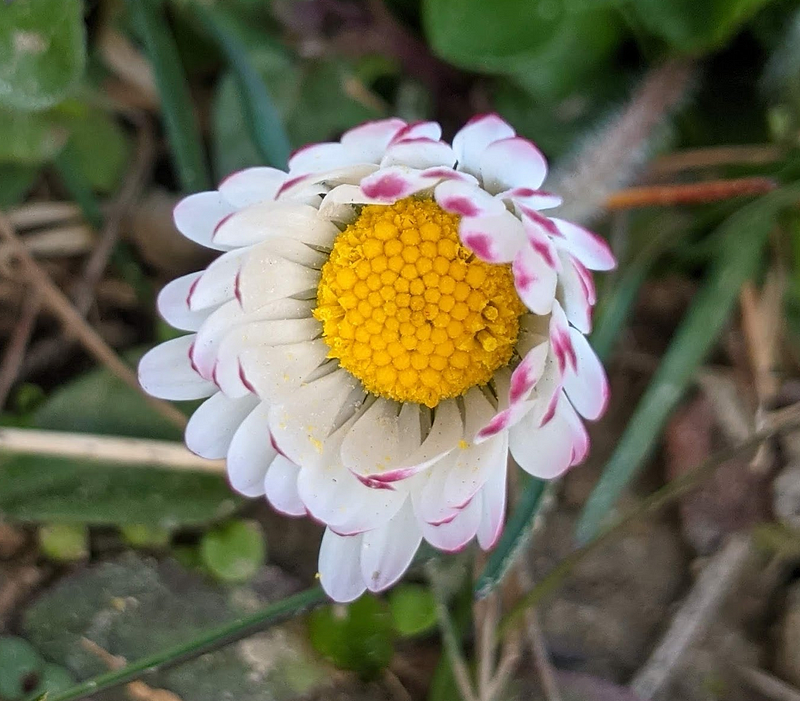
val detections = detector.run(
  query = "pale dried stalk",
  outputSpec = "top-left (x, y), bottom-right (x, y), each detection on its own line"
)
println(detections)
top-left (630, 534), bottom-right (752, 699)
top-left (648, 144), bottom-right (784, 177)
top-left (738, 666), bottom-right (800, 701)
top-left (0, 211), bottom-right (187, 429)
top-left (0, 427), bottom-right (222, 472)
top-left (7, 202), bottom-right (83, 231)
top-left (0, 291), bottom-right (40, 409)
top-left (552, 59), bottom-right (694, 225)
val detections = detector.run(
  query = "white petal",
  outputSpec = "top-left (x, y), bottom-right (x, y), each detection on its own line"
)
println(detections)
top-left (173, 192), bottom-right (237, 251)
top-left (226, 402), bottom-right (278, 497)
top-left (279, 164), bottom-right (379, 197)
top-left (509, 393), bottom-right (575, 479)
top-left (414, 453), bottom-right (461, 525)
top-left (459, 210), bottom-right (526, 263)
top-left (218, 167), bottom-right (286, 207)
top-left (562, 327), bottom-right (609, 421)
top-left (238, 339), bottom-right (330, 404)
top-left (452, 114), bottom-right (515, 178)
top-left (341, 118), bottom-right (407, 162)
top-left (380, 138), bottom-right (456, 170)
top-left (340, 400), bottom-right (422, 479)
top-left (288, 142), bottom-right (366, 175)
top-left (185, 392), bottom-right (259, 459)
top-left (395, 399), bottom-right (463, 476)
top-left (318, 529), bottom-right (366, 602)
top-left (269, 370), bottom-right (361, 466)
top-left (157, 272), bottom-right (210, 331)
top-left (479, 137), bottom-right (548, 194)
top-left (559, 254), bottom-right (594, 334)
top-left (420, 496), bottom-right (481, 552)
top-left (550, 218), bottom-right (616, 271)
top-left (445, 411), bottom-right (509, 512)
top-left (212, 202), bottom-right (339, 248)
top-left (477, 456), bottom-right (508, 550)
top-left (512, 245), bottom-right (557, 315)
top-left (187, 247), bottom-right (248, 311)
top-left (297, 432), bottom-right (405, 536)
top-left (138, 335), bottom-right (216, 400)
top-left (237, 242), bottom-right (321, 312)
top-left (264, 455), bottom-right (305, 516)
top-left (361, 500), bottom-right (422, 592)
top-left (434, 179), bottom-right (506, 218)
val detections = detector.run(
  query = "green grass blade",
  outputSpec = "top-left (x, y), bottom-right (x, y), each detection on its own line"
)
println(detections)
top-left (474, 475), bottom-right (547, 599)
top-left (46, 585), bottom-right (326, 701)
top-left (191, 3), bottom-right (291, 169)
top-left (127, 0), bottom-right (210, 192)
top-left (576, 181), bottom-right (800, 545)
top-left (52, 148), bottom-right (103, 229)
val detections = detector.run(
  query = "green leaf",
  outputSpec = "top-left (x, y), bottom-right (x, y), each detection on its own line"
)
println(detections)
top-left (0, 359), bottom-right (240, 527)
top-left (309, 595), bottom-right (394, 679)
top-left (474, 476), bottom-right (547, 599)
top-left (38, 523), bottom-right (89, 562)
top-left (62, 108), bottom-right (132, 194)
top-left (388, 585), bottom-right (437, 637)
top-left (0, 164), bottom-right (39, 207)
top-left (0, 636), bottom-right (43, 701)
top-left (120, 524), bottom-right (172, 549)
top-left (423, 0), bottom-right (623, 100)
top-left (191, 3), bottom-right (291, 169)
top-left (200, 520), bottom-right (267, 583)
top-left (127, 0), bottom-right (210, 192)
top-left (0, 106), bottom-right (67, 164)
top-left (576, 181), bottom-right (800, 544)
top-left (28, 664), bottom-right (75, 698)
top-left (0, 0), bottom-right (86, 111)
top-left (627, 0), bottom-right (775, 52)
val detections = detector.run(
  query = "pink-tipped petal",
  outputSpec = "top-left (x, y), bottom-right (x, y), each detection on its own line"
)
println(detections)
top-left (459, 210), bottom-right (526, 263)
top-left (476, 456), bottom-right (508, 550)
top-left (562, 327), bottom-right (609, 421)
top-left (452, 113), bottom-right (515, 178)
top-left (288, 142), bottom-right (365, 175)
top-left (391, 120), bottom-right (442, 144)
top-left (509, 342), bottom-right (549, 405)
top-left (508, 393), bottom-right (576, 479)
top-left (212, 202), bottom-right (338, 248)
top-left (559, 254), bottom-right (594, 334)
top-left (187, 247), bottom-right (248, 311)
top-left (380, 138), bottom-right (456, 170)
top-left (479, 137), bottom-right (548, 195)
top-left (498, 187), bottom-right (563, 210)
top-left (434, 179), bottom-right (506, 218)
top-left (550, 217), bottom-right (616, 271)
top-left (227, 402), bottom-right (278, 497)
top-left (157, 272), bottom-right (208, 331)
top-left (359, 166), bottom-right (439, 202)
top-left (218, 167), bottom-right (286, 207)
top-left (549, 301), bottom-right (577, 375)
top-left (512, 245), bottom-right (558, 315)
top-left (173, 192), bottom-right (237, 251)
top-left (420, 497), bottom-right (481, 552)
top-left (318, 529), bottom-right (367, 602)
top-left (341, 118), bottom-right (407, 162)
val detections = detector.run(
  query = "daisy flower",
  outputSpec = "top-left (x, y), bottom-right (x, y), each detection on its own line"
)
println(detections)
top-left (139, 115), bottom-right (615, 602)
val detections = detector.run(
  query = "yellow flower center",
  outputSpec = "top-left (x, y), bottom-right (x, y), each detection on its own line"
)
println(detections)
top-left (314, 198), bottom-right (525, 408)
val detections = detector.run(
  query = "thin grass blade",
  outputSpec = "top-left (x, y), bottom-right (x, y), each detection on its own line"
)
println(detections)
top-left (46, 585), bottom-right (326, 701)
top-left (576, 182), bottom-right (800, 545)
top-left (127, 0), bottom-right (210, 192)
top-left (191, 3), bottom-right (291, 169)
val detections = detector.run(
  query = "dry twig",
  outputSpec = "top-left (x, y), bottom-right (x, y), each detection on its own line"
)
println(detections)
top-left (648, 144), bottom-right (784, 177)
top-left (738, 666), bottom-right (800, 701)
top-left (0, 212), bottom-right (187, 429)
top-left (629, 534), bottom-right (752, 699)
top-left (0, 291), bottom-right (40, 410)
top-left (605, 177), bottom-right (777, 210)
top-left (0, 427), bottom-right (220, 472)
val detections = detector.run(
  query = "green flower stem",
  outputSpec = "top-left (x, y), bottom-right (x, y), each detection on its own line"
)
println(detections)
top-left (46, 585), bottom-right (326, 701)
top-left (189, 2), bottom-right (291, 169)
top-left (127, 0), bottom-right (211, 193)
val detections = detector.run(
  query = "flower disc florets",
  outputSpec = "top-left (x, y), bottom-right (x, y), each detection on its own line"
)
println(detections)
top-left (138, 115), bottom-right (616, 603)
top-left (315, 198), bottom-right (525, 407)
